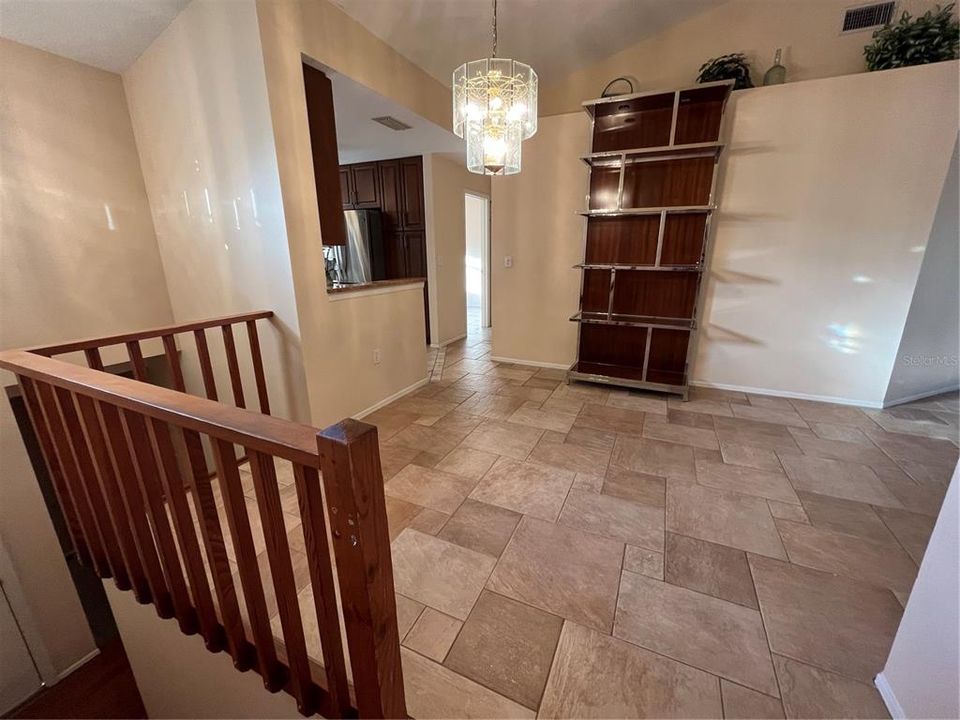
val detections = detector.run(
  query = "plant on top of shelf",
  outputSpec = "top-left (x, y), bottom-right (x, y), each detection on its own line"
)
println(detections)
top-left (864, 3), bottom-right (959, 71)
top-left (696, 53), bottom-right (754, 90)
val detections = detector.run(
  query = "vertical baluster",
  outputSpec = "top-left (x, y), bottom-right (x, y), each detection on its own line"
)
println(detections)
top-left (163, 332), bottom-right (211, 482)
top-left (182, 430), bottom-right (210, 488)
top-left (245, 320), bottom-right (271, 415)
top-left (221, 324), bottom-right (246, 409)
top-left (34, 382), bottom-right (109, 576)
top-left (292, 463), bottom-right (351, 717)
top-left (161, 334), bottom-right (185, 391)
top-left (84, 347), bottom-right (105, 371)
top-left (181, 426), bottom-right (250, 670)
top-left (96, 401), bottom-right (173, 618)
top-left (125, 340), bottom-right (148, 382)
top-left (74, 394), bottom-right (151, 602)
top-left (318, 420), bottom-right (406, 719)
top-left (121, 410), bottom-right (197, 635)
top-left (211, 439), bottom-right (282, 689)
top-left (18, 377), bottom-right (89, 566)
top-left (146, 418), bottom-right (223, 651)
top-left (193, 329), bottom-right (218, 401)
top-left (52, 387), bottom-right (127, 586)
top-left (247, 451), bottom-right (313, 712)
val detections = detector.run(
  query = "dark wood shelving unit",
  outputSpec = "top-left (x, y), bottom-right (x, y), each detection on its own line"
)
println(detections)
top-left (568, 80), bottom-right (733, 399)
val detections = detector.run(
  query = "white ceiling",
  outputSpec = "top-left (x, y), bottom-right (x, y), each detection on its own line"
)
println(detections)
top-left (328, 67), bottom-right (464, 164)
top-left (331, 0), bottom-right (723, 87)
top-left (0, 0), bottom-right (190, 72)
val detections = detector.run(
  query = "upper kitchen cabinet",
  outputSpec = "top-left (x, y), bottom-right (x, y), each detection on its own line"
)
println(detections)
top-left (340, 156), bottom-right (425, 231)
top-left (340, 162), bottom-right (380, 208)
top-left (351, 163), bottom-right (380, 207)
top-left (339, 168), bottom-right (350, 208)
top-left (399, 156), bottom-right (424, 229)
top-left (378, 160), bottom-right (401, 232)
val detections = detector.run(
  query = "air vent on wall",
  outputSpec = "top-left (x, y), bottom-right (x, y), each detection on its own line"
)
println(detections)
top-left (841, 1), bottom-right (896, 33)
top-left (372, 115), bottom-right (412, 131)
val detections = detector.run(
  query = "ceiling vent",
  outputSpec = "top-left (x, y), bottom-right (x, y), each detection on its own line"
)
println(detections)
top-left (372, 115), bottom-right (412, 131)
top-left (841, 2), bottom-right (896, 33)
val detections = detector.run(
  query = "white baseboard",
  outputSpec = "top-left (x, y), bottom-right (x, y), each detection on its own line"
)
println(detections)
top-left (353, 376), bottom-right (430, 419)
top-left (490, 356), bottom-right (571, 371)
top-left (875, 672), bottom-right (905, 719)
top-left (689, 380), bottom-right (884, 409)
top-left (430, 332), bottom-right (467, 349)
top-left (54, 648), bottom-right (101, 684)
top-left (883, 383), bottom-right (960, 408)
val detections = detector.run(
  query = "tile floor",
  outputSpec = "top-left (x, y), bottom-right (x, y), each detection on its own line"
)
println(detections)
top-left (215, 309), bottom-right (958, 719)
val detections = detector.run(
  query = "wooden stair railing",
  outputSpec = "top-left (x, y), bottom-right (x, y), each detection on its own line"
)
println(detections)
top-left (1, 317), bottom-right (407, 719)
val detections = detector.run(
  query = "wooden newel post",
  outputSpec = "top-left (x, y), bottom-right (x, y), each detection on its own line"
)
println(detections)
top-left (317, 419), bottom-right (407, 719)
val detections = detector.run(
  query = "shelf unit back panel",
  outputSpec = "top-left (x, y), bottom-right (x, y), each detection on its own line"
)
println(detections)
top-left (584, 214), bottom-right (708, 266)
top-left (581, 269), bottom-right (612, 313)
top-left (585, 216), bottom-right (660, 264)
top-left (577, 325), bottom-right (690, 387)
top-left (622, 157), bottom-right (714, 208)
top-left (646, 329), bottom-right (690, 386)
top-left (580, 268), bottom-right (700, 319)
top-left (588, 156), bottom-right (714, 209)
top-left (579, 324), bottom-right (648, 369)
top-left (592, 93), bottom-right (674, 152)
top-left (610, 271), bottom-right (700, 318)
top-left (675, 86), bottom-right (727, 145)
top-left (660, 214), bottom-right (708, 264)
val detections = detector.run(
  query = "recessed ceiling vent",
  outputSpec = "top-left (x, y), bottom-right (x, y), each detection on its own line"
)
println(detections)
top-left (841, 1), bottom-right (896, 33)
top-left (372, 115), bottom-right (412, 131)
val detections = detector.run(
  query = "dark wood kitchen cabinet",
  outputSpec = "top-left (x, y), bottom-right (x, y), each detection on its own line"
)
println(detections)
top-left (340, 163), bottom-right (379, 208)
top-left (398, 157), bottom-right (424, 228)
top-left (341, 156), bottom-right (424, 233)
top-left (340, 155), bottom-right (430, 341)
top-left (378, 160), bottom-right (401, 231)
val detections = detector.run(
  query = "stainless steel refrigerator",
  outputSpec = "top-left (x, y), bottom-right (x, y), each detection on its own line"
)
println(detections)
top-left (323, 208), bottom-right (385, 286)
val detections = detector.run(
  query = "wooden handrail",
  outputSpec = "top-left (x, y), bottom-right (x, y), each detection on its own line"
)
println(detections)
top-left (2, 334), bottom-right (407, 718)
top-left (0, 350), bottom-right (317, 466)
top-left (26, 310), bottom-right (274, 356)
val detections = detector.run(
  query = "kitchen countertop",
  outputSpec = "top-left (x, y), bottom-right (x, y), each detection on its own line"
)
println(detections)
top-left (326, 277), bottom-right (426, 296)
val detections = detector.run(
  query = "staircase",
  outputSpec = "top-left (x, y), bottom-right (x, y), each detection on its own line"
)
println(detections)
top-left (0, 312), bottom-right (406, 718)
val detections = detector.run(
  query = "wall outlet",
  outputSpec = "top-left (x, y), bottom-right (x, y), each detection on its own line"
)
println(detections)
top-left (504, 255), bottom-right (513, 268)
top-left (373, 349), bottom-right (382, 365)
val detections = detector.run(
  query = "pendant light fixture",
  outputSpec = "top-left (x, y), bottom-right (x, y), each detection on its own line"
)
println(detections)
top-left (452, 0), bottom-right (537, 175)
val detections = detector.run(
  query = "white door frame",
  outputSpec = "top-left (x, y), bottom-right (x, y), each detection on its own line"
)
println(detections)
top-left (464, 191), bottom-right (491, 328)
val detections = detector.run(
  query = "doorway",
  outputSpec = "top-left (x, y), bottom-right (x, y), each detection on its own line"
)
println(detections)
top-left (464, 192), bottom-right (490, 332)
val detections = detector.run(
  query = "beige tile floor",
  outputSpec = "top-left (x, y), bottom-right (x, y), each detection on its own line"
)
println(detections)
top-left (213, 309), bottom-right (958, 719)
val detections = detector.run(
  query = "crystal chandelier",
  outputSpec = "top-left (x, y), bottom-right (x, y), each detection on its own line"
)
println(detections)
top-left (452, 0), bottom-right (537, 175)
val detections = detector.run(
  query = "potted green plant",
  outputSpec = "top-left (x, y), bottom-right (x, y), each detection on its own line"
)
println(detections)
top-left (864, 3), bottom-right (959, 71)
top-left (696, 53), bottom-right (754, 90)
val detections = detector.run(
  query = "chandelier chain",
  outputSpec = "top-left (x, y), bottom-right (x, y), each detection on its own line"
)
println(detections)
top-left (491, 0), bottom-right (497, 58)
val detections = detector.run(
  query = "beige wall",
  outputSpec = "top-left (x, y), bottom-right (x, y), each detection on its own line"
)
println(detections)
top-left (878, 466), bottom-right (958, 718)
top-left (256, 0), bottom-right (429, 425)
top-left (0, 38), bottom-right (175, 673)
top-left (123, 0), bottom-right (310, 424)
top-left (424, 154), bottom-right (491, 346)
top-left (885, 139), bottom-right (960, 404)
top-left (256, 0), bottom-right (449, 131)
top-left (105, 583), bottom-right (299, 718)
top-left (492, 62), bottom-right (959, 404)
top-left (542, 0), bottom-right (953, 116)
top-left (491, 111), bottom-right (590, 368)
top-left (693, 61), bottom-right (957, 406)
